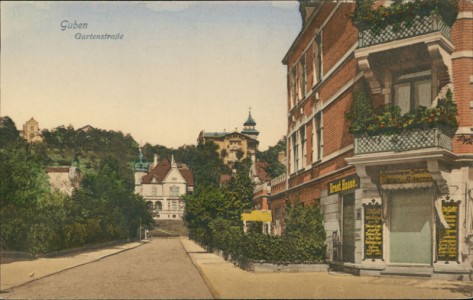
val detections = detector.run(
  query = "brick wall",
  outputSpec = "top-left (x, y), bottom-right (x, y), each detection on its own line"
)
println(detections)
top-left (322, 4), bottom-right (357, 74)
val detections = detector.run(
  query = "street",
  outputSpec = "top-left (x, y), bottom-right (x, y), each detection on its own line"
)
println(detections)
top-left (2, 237), bottom-right (472, 299)
top-left (2, 238), bottom-right (212, 299)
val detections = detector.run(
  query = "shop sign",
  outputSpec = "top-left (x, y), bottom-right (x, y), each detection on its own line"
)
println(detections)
top-left (363, 200), bottom-right (383, 261)
top-left (380, 168), bottom-right (432, 185)
top-left (436, 199), bottom-right (460, 263)
top-left (328, 175), bottom-right (359, 195)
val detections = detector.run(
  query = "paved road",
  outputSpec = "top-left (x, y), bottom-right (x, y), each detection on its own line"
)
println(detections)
top-left (3, 238), bottom-right (213, 299)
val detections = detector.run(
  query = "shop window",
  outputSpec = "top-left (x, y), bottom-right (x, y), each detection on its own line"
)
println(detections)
top-left (393, 70), bottom-right (432, 114)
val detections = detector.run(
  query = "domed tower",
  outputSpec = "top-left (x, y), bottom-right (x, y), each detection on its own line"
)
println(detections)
top-left (134, 148), bottom-right (149, 192)
top-left (241, 109), bottom-right (259, 140)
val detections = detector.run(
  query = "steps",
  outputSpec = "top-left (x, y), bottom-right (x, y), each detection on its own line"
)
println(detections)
top-left (380, 266), bottom-right (433, 278)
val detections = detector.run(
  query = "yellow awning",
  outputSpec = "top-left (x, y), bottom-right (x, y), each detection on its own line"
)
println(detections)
top-left (241, 210), bottom-right (272, 222)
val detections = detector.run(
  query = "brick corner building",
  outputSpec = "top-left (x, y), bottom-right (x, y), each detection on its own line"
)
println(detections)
top-left (279, 0), bottom-right (473, 279)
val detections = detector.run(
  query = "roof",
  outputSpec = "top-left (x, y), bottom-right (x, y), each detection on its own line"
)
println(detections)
top-left (220, 174), bottom-right (232, 185)
top-left (204, 132), bottom-right (228, 138)
top-left (204, 131), bottom-right (259, 143)
top-left (47, 167), bottom-right (71, 173)
top-left (141, 159), bottom-right (194, 186)
top-left (255, 161), bottom-right (272, 182)
top-left (244, 112), bottom-right (256, 126)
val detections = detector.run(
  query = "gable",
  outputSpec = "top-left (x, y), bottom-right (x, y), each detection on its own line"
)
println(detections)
top-left (163, 167), bottom-right (186, 184)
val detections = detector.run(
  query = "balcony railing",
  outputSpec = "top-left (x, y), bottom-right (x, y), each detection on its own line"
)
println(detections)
top-left (359, 15), bottom-right (451, 48)
top-left (354, 126), bottom-right (454, 155)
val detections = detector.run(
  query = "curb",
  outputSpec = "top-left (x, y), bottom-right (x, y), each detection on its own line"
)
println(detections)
top-left (180, 237), bottom-right (221, 299)
top-left (1, 241), bottom-right (148, 293)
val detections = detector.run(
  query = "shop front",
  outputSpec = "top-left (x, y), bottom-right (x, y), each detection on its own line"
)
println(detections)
top-left (346, 152), bottom-right (472, 279)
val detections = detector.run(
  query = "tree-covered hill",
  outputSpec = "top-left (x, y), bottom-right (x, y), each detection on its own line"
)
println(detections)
top-left (256, 137), bottom-right (286, 179)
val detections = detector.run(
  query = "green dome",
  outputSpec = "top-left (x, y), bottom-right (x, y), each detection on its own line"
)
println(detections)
top-left (134, 149), bottom-right (149, 172)
top-left (244, 112), bottom-right (256, 126)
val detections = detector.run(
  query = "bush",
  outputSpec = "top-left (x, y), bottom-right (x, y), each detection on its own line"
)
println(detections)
top-left (200, 202), bottom-right (326, 265)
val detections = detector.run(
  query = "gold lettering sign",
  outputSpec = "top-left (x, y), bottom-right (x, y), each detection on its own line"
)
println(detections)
top-left (436, 199), bottom-right (460, 263)
top-left (380, 168), bottom-right (432, 185)
top-left (363, 200), bottom-right (383, 261)
top-left (328, 175), bottom-right (359, 195)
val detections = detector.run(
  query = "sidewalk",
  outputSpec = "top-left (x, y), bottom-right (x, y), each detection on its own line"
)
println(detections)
top-left (180, 237), bottom-right (473, 299)
top-left (0, 241), bottom-right (145, 292)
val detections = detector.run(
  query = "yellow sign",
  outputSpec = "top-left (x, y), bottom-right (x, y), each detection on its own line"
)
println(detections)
top-left (328, 175), bottom-right (359, 195)
top-left (241, 210), bottom-right (272, 222)
top-left (436, 200), bottom-right (459, 261)
top-left (380, 168), bottom-right (432, 185)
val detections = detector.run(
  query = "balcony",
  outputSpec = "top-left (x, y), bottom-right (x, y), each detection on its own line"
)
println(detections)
top-left (358, 15), bottom-right (451, 48)
top-left (354, 126), bottom-right (455, 155)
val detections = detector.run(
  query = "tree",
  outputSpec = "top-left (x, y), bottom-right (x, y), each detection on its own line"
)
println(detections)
top-left (184, 157), bottom-right (254, 247)
top-left (0, 116), bottom-right (21, 148)
top-left (256, 138), bottom-right (286, 178)
top-left (175, 141), bottom-right (229, 190)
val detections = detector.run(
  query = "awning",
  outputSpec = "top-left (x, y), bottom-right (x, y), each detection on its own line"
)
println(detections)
top-left (241, 210), bottom-right (272, 222)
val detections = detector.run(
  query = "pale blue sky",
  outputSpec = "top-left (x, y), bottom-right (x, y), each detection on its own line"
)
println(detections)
top-left (1, 1), bottom-right (301, 149)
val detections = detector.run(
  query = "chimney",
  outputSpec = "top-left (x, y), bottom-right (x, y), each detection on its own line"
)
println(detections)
top-left (153, 154), bottom-right (158, 168)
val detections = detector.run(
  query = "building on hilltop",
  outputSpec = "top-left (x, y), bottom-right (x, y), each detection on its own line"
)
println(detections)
top-left (272, 0), bottom-right (473, 279)
top-left (20, 117), bottom-right (42, 143)
top-left (47, 166), bottom-right (81, 195)
top-left (197, 111), bottom-right (259, 166)
top-left (134, 151), bottom-right (194, 221)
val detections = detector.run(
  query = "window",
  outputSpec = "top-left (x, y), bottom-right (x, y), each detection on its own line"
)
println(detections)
top-left (301, 54), bottom-right (307, 97)
top-left (172, 201), bottom-right (178, 210)
top-left (170, 186), bottom-right (179, 197)
top-left (291, 68), bottom-right (297, 108)
top-left (156, 201), bottom-right (162, 211)
top-left (292, 131), bottom-right (299, 172)
top-left (313, 34), bottom-right (322, 85)
top-left (393, 70), bottom-right (432, 114)
top-left (313, 113), bottom-right (322, 162)
top-left (151, 186), bottom-right (157, 197)
top-left (300, 125), bottom-right (306, 168)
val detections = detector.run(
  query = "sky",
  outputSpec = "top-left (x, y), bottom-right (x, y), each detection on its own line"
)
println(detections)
top-left (1, 1), bottom-right (301, 150)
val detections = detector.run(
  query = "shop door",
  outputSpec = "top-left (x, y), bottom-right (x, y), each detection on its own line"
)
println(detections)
top-left (342, 193), bottom-right (355, 263)
top-left (389, 189), bottom-right (432, 264)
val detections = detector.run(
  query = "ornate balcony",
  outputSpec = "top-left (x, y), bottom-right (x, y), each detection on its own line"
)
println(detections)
top-left (358, 15), bottom-right (451, 48)
top-left (354, 126), bottom-right (455, 155)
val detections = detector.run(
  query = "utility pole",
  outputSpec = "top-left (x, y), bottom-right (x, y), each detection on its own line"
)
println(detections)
top-left (139, 218), bottom-right (142, 243)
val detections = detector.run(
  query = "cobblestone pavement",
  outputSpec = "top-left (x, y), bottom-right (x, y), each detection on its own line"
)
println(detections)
top-left (2, 238), bottom-right (212, 299)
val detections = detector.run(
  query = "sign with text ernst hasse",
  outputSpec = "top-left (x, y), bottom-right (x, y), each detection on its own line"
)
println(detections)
top-left (328, 175), bottom-right (359, 195)
top-left (380, 168), bottom-right (432, 185)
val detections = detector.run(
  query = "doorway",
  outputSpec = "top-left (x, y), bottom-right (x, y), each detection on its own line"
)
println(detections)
top-left (389, 189), bottom-right (432, 264)
top-left (342, 193), bottom-right (355, 263)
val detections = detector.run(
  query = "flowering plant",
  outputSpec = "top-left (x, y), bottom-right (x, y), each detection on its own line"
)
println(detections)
top-left (347, 88), bottom-right (458, 137)
top-left (352, 0), bottom-right (458, 35)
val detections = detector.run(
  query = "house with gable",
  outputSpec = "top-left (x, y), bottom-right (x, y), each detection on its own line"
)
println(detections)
top-left (134, 151), bottom-right (194, 220)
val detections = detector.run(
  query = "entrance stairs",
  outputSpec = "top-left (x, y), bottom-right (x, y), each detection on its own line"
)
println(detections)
top-left (380, 266), bottom-right (433, 278)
